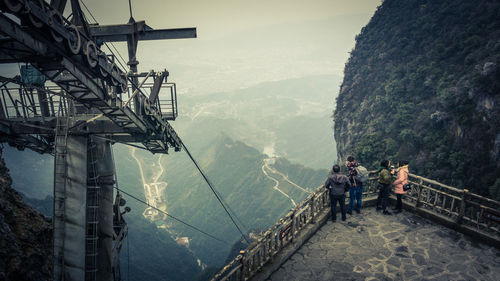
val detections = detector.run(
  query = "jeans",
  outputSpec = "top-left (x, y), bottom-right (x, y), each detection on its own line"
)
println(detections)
top-left (348, 185), bottom-right (363, 212)
top-left (330, 193), bottom-right (346, 221)
top-left (376, 183), bottom-right (390, 211)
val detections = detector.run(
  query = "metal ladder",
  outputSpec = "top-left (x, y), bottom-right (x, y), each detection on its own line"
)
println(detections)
top-left (53, 110), bottom-right (70, 281)
top-left (85, 139), bottom-right (101, 281)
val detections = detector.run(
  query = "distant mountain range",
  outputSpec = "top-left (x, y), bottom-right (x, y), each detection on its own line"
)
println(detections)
top-left (175, 75), bottom-right (340, 169)
top-left (121, 134), bottom-right (329, 268)
top-left (2, 74), bottom-right (335, 279)
top-left (4, 134), bottom-right (329, 280)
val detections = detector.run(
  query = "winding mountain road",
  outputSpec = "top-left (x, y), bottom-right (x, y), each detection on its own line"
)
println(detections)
top-left (261, 155), bottom-right (313, 207)
top-left (265, 164), bottom-right (310, 194)
top-left (262, 160), bottom-right (297, 207)
top-left (130, 148), bottom-right (168, 217)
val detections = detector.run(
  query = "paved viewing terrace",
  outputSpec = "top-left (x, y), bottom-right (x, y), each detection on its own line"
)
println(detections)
top-left (212, 172), bottom-right (500, 281)
top-left (268, 208), bottom-right (500, 281)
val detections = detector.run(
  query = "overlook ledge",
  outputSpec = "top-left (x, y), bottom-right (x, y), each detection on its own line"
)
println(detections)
top-left (268, 208), bottom-right (500, 281)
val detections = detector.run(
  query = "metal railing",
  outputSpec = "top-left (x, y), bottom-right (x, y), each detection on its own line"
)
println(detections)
top-left (211, 171), bottom-right (379, 281)
top-left (404, 173), bottom-right (500, 237)
top-left (211, 171), bottom-right (500, 281)
top-left (120, 80), bottom-right (178, 121)
top-left (0, 86), bottom-right (69, 120)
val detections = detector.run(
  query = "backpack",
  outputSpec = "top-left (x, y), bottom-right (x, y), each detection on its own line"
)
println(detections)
top-left (355, 165), bottom-right (369, 183)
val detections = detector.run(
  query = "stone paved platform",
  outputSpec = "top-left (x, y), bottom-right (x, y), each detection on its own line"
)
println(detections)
top-left (267, 208), bottom-right (500, 281)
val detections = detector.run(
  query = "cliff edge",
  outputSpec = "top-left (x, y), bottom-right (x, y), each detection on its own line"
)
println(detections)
top-left (334, 0), bottom-right (500, 198)
top-left (0, 148), bottom-right (52, 280)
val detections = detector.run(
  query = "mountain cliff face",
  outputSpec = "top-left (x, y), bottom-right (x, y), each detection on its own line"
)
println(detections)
top-left (334, 0), bottom-right (500, 198)
top-left (0, 149), bottom-right (52, 280)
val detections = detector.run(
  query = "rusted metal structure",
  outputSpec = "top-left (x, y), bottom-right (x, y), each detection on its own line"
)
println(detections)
top-left (0, 1), bottom-right (196, 280)
top-left (211, 172), bottom-right (500, 281)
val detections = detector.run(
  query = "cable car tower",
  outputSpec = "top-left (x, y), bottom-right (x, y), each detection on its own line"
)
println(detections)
top-left (0, 0), bottom-right (196, 280)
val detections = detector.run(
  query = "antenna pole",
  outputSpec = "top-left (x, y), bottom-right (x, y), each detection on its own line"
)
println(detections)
top-left (128, 0), bottom-right (134, 20)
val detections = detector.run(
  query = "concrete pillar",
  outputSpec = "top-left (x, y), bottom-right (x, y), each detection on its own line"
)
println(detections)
top-left (53, 135), bottom-right (88, 281)
top-left (89, 137), bottom-right (115, 281)
top-left (53, 135), bottom-right (116, 281)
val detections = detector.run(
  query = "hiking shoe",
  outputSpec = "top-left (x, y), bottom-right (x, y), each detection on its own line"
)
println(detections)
top-left (376, 207), bottom-right (382, 211)
top-left (394, 209), bottom-right (402, 214)
top-left (355, 209), bottom-right (361, 214)
top-left (347, 210), bottom-right (352, 215)
top-left (383, 210), bottom-right (392, 215)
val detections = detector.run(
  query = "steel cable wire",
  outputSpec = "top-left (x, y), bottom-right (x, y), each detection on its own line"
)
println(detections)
top-left (115, 187), bottom-right (229, 245)
top-left (181, 142), bottom-right (250, 244)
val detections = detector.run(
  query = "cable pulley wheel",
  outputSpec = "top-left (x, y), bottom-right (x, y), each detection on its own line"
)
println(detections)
top-left (120, 74), bottom-right (128, 93)
top-left (84, 41), bottom-right (98, 68)
top-left (25, 0), bottom-right (45, 28)
top-left (3, 0), bottom-right (22, 13)
top-left (110, 63), bottom-right (120, 86)
top-left (27, 13), bottom-right (43, 28)
top-left (66, 24), bottom-right (81, 55)
top-left (143, 99), bottom-right (152, 116)
top-left (99, 56), bottom-right (109, 78)
top-left (49, 10), bottom-right (64, 43)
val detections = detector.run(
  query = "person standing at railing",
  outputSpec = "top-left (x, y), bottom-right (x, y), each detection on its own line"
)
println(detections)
top-left (324, 164), bottom-right (351, 222)
top-left (376, 160), bottom-right (393, 215)
top-left (345, 156), bottom-right (363, 215)
top-left (392, 160), bottom-right (409, 213)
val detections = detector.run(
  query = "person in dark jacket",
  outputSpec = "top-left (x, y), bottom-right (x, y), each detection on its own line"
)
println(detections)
top-left (324, 165), bottom-right (351, 222)
top-left (345, 155), bottom-right (363, 214)
top-left (376, 159), bottom-right (392, 215)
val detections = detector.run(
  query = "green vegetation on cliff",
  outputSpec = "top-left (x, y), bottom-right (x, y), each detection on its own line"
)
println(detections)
top-left (334, 0), bottom-right (500, 198)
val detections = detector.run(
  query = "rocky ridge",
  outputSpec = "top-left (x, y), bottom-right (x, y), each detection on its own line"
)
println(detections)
top-left (0, 148), bottom-right (52, 280)
top-left (334, 0), bottom-right (500, 198)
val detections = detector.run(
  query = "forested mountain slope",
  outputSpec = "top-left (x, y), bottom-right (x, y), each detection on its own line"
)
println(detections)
top-left (334, 0), bottom-right (500, 198)
top-left (123, 135), bottom-right (329, 267)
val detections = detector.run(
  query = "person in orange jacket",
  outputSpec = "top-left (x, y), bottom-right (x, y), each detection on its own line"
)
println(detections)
top-left (392, 160), bottom-right (409, 213)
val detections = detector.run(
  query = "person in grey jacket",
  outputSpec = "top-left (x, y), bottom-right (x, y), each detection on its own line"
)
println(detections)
top-left (324, 165), bottom-right (351, 222)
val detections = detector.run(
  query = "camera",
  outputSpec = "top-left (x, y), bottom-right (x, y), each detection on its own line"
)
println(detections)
top-left (390, 165), bottom-right (396, 175)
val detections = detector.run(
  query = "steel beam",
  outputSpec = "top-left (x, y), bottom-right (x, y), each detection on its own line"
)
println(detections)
top-left (0, 13), bottom-right (48, 55)
top-left (89, 24), bottom-right (197, 42)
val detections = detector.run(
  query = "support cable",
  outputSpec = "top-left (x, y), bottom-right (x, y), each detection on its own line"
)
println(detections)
top-left (79, 0), bottom-right (98, 23)
top-left (114, 187), bottom-right (229, 245)
top-left (182, 142), bottom-right (248, 231)
top-left (80, 0), bottom-right (129, 71)
top-left (181, 142), bottom-right (250, 244)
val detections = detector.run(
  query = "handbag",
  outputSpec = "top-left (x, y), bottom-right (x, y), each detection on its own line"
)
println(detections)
top-left (403, 183), bottom-right (410, 191)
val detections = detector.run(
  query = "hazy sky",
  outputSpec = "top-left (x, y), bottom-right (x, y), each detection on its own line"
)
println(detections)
top-left (0, 1), bottom-right (380, 94)
top-left (86, 0), bottom-right (380, 38)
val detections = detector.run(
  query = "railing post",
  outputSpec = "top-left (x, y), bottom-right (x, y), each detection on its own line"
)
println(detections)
top-left (415, 179), bottom-right (423, 208)
top-left (310, 197), bottom-right (316, 224)
top-left (290, 211), bottom-right (295, 243)
top-left (456, 189), bottom-right (468, 224)
top-left (239, 250), bottom-right (246, 281)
